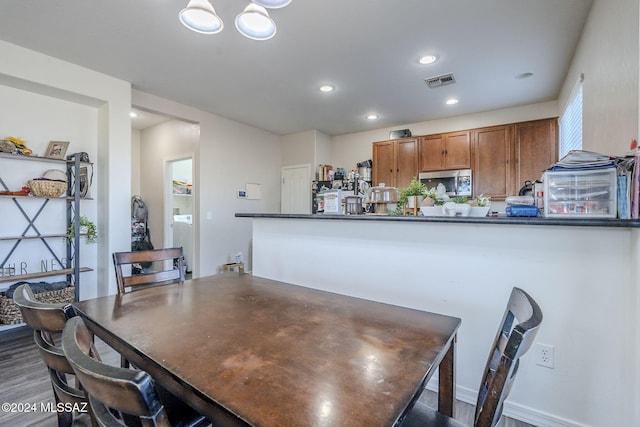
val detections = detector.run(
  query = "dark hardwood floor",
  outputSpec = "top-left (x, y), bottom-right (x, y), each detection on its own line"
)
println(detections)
top-left (1, 325), bottom-right (536, 426)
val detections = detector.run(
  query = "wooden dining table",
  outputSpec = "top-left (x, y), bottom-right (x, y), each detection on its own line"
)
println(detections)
top-left (73, 274), bottom-right (461, 427)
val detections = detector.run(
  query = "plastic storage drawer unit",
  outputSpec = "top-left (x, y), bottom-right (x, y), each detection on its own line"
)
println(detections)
top-left (543, 168), bottom-right (617, 218)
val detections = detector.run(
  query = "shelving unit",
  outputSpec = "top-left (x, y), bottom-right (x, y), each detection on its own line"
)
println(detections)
top-left (0, 152), bottom-right (93, 330)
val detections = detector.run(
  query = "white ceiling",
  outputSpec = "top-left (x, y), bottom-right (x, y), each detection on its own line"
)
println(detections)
top-left (0, 0), bottom-right (593, 136)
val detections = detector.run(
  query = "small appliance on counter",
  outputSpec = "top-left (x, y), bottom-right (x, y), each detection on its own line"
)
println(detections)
top-left (418, 169), bottom-right (472, 197)
top-left (504, 195), bottom-right (539, 217)
top-left (323, 189), bottom-right (343, 214)
top-left (367, 184), bottom-right (398, 214)
top-left (345, 195), bottom-right (364, 214)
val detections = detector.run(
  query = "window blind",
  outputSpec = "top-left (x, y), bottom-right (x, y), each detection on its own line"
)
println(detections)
top-left (559, 74), bottom-right (584, 158)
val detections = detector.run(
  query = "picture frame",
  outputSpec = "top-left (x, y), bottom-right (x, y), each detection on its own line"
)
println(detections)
top-left (45, 141), bottom-right (69, 159)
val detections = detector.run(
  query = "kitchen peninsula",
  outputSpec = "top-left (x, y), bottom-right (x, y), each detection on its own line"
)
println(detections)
top-left (236, 212), bottom-right (640, 427)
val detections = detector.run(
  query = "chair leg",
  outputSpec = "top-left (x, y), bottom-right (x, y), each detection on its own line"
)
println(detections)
top-left (121, 354), bottom-right (130, 369)
top-left (52, 388), bottom-right (72, 427)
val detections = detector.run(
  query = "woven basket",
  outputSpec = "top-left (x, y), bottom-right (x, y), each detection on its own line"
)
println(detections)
top-left (0, 286), bottom-right (75, 324)
top-left (28, 179), bottom-right (67, 198)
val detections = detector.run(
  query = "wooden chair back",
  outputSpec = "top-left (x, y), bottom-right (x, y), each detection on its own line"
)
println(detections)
top-left (13, 284), bottom-right (88, 427)
top-left (62, 316), bottom-right (172, 427)
top-left (473, 287), bottom-right (543, 427)
top-left (113, 247), bottom-right (185, 294)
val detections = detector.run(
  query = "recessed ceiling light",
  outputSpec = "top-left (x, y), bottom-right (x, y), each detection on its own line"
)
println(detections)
top-left (319, 84), bottom-right (335, 93)
top-left (130, 111), bottom-right (139, 118)
top-left (365, 114), bottom-right (379, 120)
top-left (419, 55), bottom-right (437, 65)
top-left (445, 98), bottom-right (459, 105)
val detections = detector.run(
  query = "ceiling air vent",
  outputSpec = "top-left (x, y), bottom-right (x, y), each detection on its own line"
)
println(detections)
top-left (425, 73), bottom-right (456, 89)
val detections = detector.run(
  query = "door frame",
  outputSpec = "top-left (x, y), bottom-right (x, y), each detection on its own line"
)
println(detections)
top-left (163, 153), bottom-right (196, 275)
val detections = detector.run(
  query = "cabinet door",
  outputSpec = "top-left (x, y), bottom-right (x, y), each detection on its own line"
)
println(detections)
top-left (419, 135), bottom-right (445, 172)
top-left (396, 138), bottom-right (418, 188)
top-left (472, 125), bottom-right (513, 199)
top-left (372, 141), bottom-right (395, 186)
top-left (515, 118), bottom-right (558, 186)
top-left (444, 131), bottom-right (471, 169)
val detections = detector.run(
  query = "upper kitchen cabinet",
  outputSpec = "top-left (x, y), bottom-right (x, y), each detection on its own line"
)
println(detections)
top-left (419, 131), bottom-right (471, 172)
top-left (372, 138), bottom-right (418, 188)
top-left (472, 125), bottom-right (514, 199)
top-left (514, 118), bottom-right (558, 186)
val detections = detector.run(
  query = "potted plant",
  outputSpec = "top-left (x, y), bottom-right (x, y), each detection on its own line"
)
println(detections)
top-left (400, 178), bottom-right (427, 209)
top-left (468, 194), bottom-right (491, 217)
top-left (68, 216), bottom-right (98, 244)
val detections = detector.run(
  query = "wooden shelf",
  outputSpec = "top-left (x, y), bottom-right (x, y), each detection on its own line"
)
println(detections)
top-left (0, 234), bottom-right (69, 241)
top-left (0, 267), bottom-right (92, 284)
top-left (0, 152), bottom-right (92, 165)
top-left (0, 323), bottom-right (27, 332)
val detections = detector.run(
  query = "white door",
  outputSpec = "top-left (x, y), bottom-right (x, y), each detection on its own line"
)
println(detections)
top-left (281, 164), bottom-right (311, 214)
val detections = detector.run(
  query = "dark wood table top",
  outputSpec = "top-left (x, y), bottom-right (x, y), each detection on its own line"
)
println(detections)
top-left (74, 274), bottom-right (461, 427)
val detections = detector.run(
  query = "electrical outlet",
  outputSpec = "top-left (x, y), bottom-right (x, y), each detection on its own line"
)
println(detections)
top-left (535, 343), bottom-right (554, 369)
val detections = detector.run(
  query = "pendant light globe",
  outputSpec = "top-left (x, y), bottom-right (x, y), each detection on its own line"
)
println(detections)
top-left (252, 0), bottom-right (292, 8)
top-left (235, 3), bottom-right (276, 40)
top-left (179, 0), bottom-right (223, 34)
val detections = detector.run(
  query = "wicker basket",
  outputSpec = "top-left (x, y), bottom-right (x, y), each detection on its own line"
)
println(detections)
top-left (0, 286), bottom-right (75, 324)
top-left (28, 179), bottom-right (67, 198)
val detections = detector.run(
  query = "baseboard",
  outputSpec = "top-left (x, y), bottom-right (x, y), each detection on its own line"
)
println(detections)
top-left (425, 380), bottom-right (589, 427)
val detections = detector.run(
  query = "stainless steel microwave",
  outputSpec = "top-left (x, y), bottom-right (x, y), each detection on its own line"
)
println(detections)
top-left (419, 169), bottom-right (472, 197)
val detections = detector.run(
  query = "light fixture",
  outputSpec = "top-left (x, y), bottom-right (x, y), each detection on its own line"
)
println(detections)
top-left (365, 114), bottom-right (379, 120)
top-left (180, 0), bottom-right (290, 40)
top-left (130, 111), bottom-right (139, 118)
top-left (235, 3), bottom-right (276, 41)
top-left (319, 84), bottom-right (335, 93)
top-left (179, 0), bottom-right (223, 34)
top-left (446, 98), bottom-right (459, 105)
top-left (253, 0), bottom-right (292, 8)
top-left (419, 55), bottom-right (437, 65)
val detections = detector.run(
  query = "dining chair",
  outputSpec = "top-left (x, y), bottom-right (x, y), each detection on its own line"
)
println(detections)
top-left (61, 316), bottom-right (209, 427)
top-left (401, 287), bottom-right (543, 427)
top-left (112, 247), bottom-right (185, 295)
top-left (112, 247), bottom-right (185, 368)
top-left (12, 283), bottom-right (92, 427)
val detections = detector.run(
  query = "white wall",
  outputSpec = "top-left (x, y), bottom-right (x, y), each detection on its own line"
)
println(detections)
top-left (558, 0), bottom-right (638, 156)
top-left (281, 130), bottom-right (315, 166)
top-left (131, 128), bottom-right (141, 196)
top-left (0, 40), bottom-right (131, 298)
top-left (132, 90), bottom-right (282, 277)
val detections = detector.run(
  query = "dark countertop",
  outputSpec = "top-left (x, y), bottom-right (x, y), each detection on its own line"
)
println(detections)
top-left (235, 212), bottom-right (640, 228)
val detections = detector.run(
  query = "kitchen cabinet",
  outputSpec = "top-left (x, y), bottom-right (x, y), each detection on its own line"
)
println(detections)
top-left (472, 125), bottom-right (514, 199)
top-left (372, 118), bottom-right (557, 199)
top-left (372, 138), bottom-right (418, 188)
top-left (514, 118), bottom-right (558, 187)
top-left (0, 152), bottom-right (92, 330)
top-left (419, 131), bottom-right (470, 171)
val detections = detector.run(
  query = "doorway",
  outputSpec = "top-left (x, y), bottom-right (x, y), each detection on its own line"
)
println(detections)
top-left (165, 157), bottom-right (194, 275)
